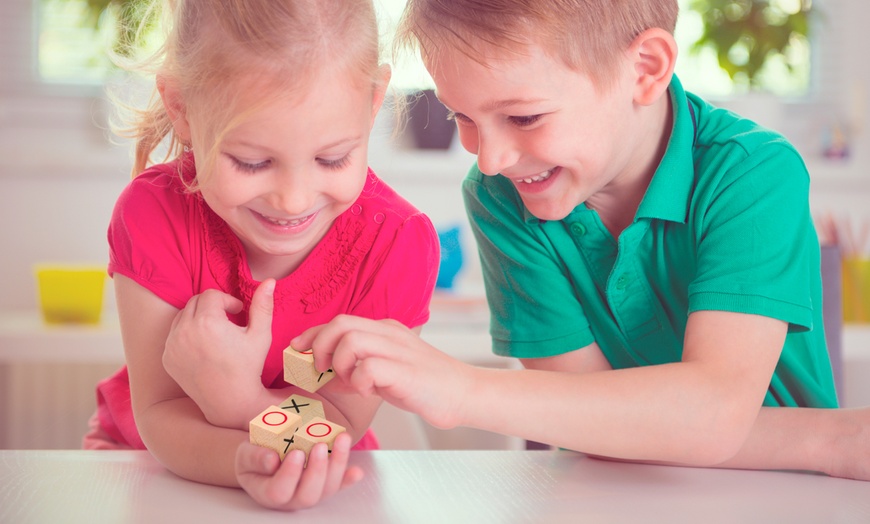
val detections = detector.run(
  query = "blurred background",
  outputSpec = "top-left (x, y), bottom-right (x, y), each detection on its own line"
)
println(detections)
top-left (1, 0), bottom-right (868, 451)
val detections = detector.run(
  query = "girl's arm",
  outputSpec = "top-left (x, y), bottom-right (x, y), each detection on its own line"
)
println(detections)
top-left (114, 275), bottom-right (373, 502)
top-left (159, 278), bottom-right (381, 443)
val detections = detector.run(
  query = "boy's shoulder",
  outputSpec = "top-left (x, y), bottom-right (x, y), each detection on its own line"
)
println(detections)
top-left (690, 93), bottom-right (801, 163)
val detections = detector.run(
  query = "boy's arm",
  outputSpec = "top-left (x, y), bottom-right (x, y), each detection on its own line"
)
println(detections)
top-left (521, 331), bottom-right (863, 478)
top-left (303, 311), bottom-right (783, 466)
top-left (467, 309), bottom-right (785, 465)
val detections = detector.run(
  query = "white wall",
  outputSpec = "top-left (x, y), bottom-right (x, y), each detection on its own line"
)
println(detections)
top-left (1, 0), bottom-right (869, 313)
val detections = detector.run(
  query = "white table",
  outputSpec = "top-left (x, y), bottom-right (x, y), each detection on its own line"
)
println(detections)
top-left (2, 450), bottom-right (869, 523)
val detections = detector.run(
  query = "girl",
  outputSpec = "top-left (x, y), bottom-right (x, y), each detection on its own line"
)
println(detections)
top-left (296, 0), bottom-right (870, 481)
top-left (84, 0), bottom-right (439, 510)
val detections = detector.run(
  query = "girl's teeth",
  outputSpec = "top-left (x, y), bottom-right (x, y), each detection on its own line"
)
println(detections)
top-left (265, 215), bottom-right (307, 226)
top-left (519, 170), bottom-right (553, 184)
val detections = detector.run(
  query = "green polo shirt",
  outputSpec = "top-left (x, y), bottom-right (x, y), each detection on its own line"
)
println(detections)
top-left (462, 75), bottom-right (837, 408)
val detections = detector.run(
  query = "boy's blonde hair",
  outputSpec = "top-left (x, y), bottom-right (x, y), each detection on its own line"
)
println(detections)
top-left (116, 0), bottom-right (383, 188)
top-left (395, 0), bottom-right (678, 88)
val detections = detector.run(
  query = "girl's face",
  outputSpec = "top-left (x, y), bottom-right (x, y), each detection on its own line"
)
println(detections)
top-left (428, 43), bottom-right (649, 221)
top-left (191, 66), bottom-right (387, 279)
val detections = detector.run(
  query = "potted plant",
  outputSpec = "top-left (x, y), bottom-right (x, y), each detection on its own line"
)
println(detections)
top-left (78, 0), bottom-right (155, 57)
top-left (687, 0), bottom-right (812, 91)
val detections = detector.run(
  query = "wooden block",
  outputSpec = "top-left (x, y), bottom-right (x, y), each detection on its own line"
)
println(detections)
top-left (278, 394), bottom-right (324, 424)
top-left (290, 417), bottom-right (346, 460)
top-left (283, 346), bottom-right (335, 393)
top-left (249, 405), bottom-right (302, 460)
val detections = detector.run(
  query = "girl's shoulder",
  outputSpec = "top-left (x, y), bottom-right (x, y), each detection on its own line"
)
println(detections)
top-left (357, 169), bottom-right (427, 222)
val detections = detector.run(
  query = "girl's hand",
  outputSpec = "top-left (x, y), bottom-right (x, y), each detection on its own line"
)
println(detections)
top-left (292, 315), bottom-right (472, 430)
top-left (235, 433), bottom-right (363, 510)
top-left (162, 279), bottom-right (276, 428)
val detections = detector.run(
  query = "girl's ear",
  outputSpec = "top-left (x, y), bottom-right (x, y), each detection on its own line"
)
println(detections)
top-left (156, 74), bottom-right (192, 142)
top-left (371, 64), bottom-right (393, 124)
top-left (628, 28), bottom-right (677, 106)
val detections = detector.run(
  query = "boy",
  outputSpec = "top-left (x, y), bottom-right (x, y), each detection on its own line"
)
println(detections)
top-left (295, 0), bottom-right (869, 479)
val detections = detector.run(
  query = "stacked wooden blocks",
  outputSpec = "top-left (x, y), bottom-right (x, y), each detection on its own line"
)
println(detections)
top-left (248, 346), bottom-right (346, 462)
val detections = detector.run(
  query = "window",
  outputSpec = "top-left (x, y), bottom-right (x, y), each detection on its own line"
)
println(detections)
top-left (38, 0), bottom-right (115, 84)
top-left (37, 0), bottom-right (160, 86)
top-left (36, 0), bottom-right (812, 96)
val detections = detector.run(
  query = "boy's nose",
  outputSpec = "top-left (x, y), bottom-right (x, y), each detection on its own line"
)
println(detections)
top-left (474, 132), bottom-right (519, 177)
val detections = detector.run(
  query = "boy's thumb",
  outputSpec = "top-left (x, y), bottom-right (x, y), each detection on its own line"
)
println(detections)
top-left (248, 279), bottom-right (276, 334)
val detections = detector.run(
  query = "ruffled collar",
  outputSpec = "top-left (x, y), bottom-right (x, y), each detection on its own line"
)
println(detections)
top-left (193, 167), bottom-right (384, 315)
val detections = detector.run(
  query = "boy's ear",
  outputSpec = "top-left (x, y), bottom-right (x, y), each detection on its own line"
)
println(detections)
top-left (371, 64), bottom-right (392, 124)
top-left (628, 28), bottom-right (677, 106)
top-left (156, 74), bottom-right (192, 142)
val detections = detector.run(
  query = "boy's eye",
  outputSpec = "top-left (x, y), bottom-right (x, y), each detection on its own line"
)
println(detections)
top-left (509, 114), bottom-right (543, 127)
top-left (446, 110), bottom-right (473, 125)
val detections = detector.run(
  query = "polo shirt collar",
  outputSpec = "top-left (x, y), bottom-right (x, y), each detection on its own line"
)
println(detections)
top-left (635, 74), bottom-right (696, 224)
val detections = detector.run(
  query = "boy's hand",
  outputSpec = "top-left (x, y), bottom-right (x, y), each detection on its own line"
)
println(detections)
top-left (292, 315), bottom-right (472, 430)
top-left (235, 432), bottom-right (363, 510)
top-left (162, 279), bottom-right (276, 428)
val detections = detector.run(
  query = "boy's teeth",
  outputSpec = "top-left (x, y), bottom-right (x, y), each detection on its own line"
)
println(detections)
top-left (519, 169), bottom-right (553, 184)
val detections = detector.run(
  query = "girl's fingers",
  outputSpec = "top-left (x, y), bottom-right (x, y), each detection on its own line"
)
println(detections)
top-left (247, 279), bottom-right (275, 337)
top-left (284, 444), bottom-right (330, 509)
top-left (320, 433), bottom-right (357, 497)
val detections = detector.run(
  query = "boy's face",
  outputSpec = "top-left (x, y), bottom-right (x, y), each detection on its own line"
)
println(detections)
top-left (430, 43), bottom-right (647, 221)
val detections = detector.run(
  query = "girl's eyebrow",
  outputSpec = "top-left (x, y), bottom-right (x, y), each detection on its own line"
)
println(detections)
top-left (319, 135), bottom-right (364, 151)
top-left (224, 135), bottom-right (363, 153)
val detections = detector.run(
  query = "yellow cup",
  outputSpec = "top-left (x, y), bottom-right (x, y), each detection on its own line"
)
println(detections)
top-left (34, 264), bottom-right (106, 325)
top-left (842, 258), bottom-right (870, 324)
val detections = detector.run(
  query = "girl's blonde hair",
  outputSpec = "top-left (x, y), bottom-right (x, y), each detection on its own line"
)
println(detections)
top-left (395, 0), bottom-right (678, 89)
top-left (114, 0), bottom-right (383, 188)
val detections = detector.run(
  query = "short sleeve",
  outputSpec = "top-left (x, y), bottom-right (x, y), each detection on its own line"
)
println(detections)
top-left (689, 142), bottom-right (816, 331)
top-left (350, 212), bottom-right (440, 328)
top-left (107, 170), bottom-right (197, 309)
top-left (463, 169), bottom-right (595, 358)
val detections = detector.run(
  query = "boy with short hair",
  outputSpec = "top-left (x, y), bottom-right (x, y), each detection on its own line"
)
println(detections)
top-left (296, 0), bottom-right (869, 479)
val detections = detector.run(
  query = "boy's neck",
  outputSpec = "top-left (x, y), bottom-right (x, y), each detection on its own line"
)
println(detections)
top-left (587, 94), bottom-right (673, 238)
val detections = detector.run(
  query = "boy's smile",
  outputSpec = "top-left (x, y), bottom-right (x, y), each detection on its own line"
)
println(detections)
top-left (429, 42), bottom-right (664, 225)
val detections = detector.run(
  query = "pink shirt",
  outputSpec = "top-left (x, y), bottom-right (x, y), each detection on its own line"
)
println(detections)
top-left (96, 157), bottom-right (439, 449)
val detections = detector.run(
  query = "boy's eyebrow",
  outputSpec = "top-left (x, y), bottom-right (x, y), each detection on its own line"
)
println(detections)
top-left (436, 94), bottom-right (546, 114)
top-left (482, 97), bottom-right (547, 111)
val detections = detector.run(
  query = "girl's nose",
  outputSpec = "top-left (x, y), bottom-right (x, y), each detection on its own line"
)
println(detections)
top-left (269, 171), bottom-right (314, 216)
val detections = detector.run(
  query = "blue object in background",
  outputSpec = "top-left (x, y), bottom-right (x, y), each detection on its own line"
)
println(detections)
top-left (436, 225), bottom-right (464, 289)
